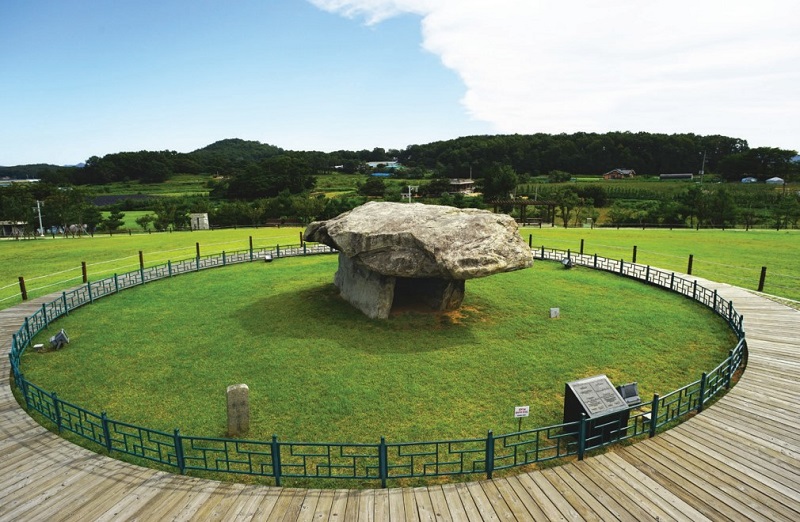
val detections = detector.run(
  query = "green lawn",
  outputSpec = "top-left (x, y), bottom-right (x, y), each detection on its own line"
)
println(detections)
top-left (2, 226), bottom-right (798, 307)
top-left (100, 210), bottom-right (154, 231)
top-left (23, 256), bottom-right (735, 447)
top-left (520, 227), bottom-right (799, 301)
top-left (0, 227), bottom-right (305, 306)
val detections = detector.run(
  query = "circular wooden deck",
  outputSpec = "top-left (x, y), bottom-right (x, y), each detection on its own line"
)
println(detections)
top-left (1, 275), bottom-right (798, 521)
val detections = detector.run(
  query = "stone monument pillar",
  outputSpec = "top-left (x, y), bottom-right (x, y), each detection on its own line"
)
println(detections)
top-left (226, 384), bottom-right (250, 437)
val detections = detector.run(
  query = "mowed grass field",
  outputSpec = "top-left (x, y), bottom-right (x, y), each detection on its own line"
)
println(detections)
top-left (2, 225), bottom-right (797, 306)
top-left (23, 255), bottom-right (736, 446)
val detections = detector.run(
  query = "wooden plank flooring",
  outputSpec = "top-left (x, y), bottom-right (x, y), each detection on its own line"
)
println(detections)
top-left (1, 273), bottom-right (799, 521)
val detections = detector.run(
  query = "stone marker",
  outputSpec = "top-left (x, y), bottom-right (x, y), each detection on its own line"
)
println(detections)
top-left (550, 307), bottom-right (560, 319)
top-left (304, 202), bottom-right (533, 319)
top-left (226, 384), bottom-right (250, 437)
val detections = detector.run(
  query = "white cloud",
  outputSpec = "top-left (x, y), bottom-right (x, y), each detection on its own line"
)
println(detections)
top-left (310, 0), bottom-right (800, 149)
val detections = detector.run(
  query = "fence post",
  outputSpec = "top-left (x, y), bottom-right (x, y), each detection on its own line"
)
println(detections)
top-left (276, 245), bottom-right (281, 258)
top-left (303, 243), bottom-right (307, 255)
top-left (697, 373), bottom-right (707, 413)
top-left (82, 261), bottom-right (88, 283)
top-left (249, 236), bottom-right (254, 262)
top-left (578, 414), bottom-right (587, 460)
top-left (726, 350), bottom-right (734, 389)
top-left (19, 277), bottom-right (28, 301)
top-left (712, 290), bottom-right (718, 313)
top-left (379, 437), bottom-right (388, 489)
top-left (20, 372), bottom-right (31, 410)
top-left (174, 429), bottom-right (185, 474)
top-left (271, 435), bottom-right (282, 486)
top-left (168, 260), bottom-right (172, 277)
top-left (52, 391), bottom-right (62, 432)
top-left (299, 231), bottom-right (304, 246)
top-left (670, 272), bottom-right (675, 291)
top-left (196, 242), bottom-right (201, 259)
top-left (632, 245), bottom-right (637, 264)
top-left (649, 394), bottom-right (659, 438)
top-left (593, 253), bottom-right (597, 268)
top-left (139, 251), bottom-right (146, 284)
top-left (757, 266), bottom-right (767, 292)
top-left (692, 280), bottom-right (697, 300)
top-left (87, 281), bottom-right (94, 303)
top-left (687, 254), bottom-right (693, 275)
top-left (645, 265), bottom-right (650, 283)
top-left (102, 412), bottom-right (113, 453)
top-left (114, 274), bottom-right (120, 293)
top-left (41, 304), bottom-right (49, 328)
top-left (528, 234), bottom-right (532, 248)
top-left (485, 430), bottom-right (495, 479)
top-left (540, 245), bottom-right (544, 258)
top-left (222, 251), bottom-right (226, 266)
top-left (62, 292), bottom-right (69, 315)
top-left (728, 301), bottom-right (733, 323)
top-left (580, 239), bottom-right (584, 255)
top-left (25, 316), bottom-right (31, 342)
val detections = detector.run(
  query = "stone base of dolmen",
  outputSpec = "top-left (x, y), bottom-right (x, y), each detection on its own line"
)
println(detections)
top-left (334, 253), bottom-right (465, 319)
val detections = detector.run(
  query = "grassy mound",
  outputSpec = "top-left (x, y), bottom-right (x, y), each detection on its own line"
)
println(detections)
top-left (24, 255), bottom-right (736, 443)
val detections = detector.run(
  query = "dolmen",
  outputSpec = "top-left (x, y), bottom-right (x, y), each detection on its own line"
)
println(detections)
top-left (304, 201), bottom-right (533, 319)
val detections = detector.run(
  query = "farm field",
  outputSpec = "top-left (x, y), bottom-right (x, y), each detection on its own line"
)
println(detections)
top-left (91, 173), bottom-right (212, 198)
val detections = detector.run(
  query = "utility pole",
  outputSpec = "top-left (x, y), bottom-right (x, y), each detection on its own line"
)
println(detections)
top-left (33, 200), bottom-right (44, 236)
top-left (699, 151), bottom-right (706, 184)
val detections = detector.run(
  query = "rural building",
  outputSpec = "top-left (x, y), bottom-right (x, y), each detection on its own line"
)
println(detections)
top-left (766, 177), bottom-right (785, 184)
top-left (0, 178), bottom-right (40, 187)
top-left (366, 161), bottom-right (401, 169)
top-left (449, 178), bottom-right (475, 194)
top-left (659, 173), bottom-right (694, 180)
top-left (602, 169), bottom-right (635, 180)
top-left (190, 213), bottom-right (210, 230)
top-left (0, 221), bottom-right (27, 237)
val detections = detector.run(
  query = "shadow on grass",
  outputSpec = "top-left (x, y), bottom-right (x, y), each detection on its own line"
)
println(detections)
top-left (234, 283), bottom-right (480, 354)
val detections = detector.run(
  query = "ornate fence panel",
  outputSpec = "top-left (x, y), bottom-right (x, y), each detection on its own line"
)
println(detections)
top-left (117, 270), bottom-right (143, 290)
top-left (89, 278), bottom-right (116, 300)
top-left (144, 264), bottom-right (170, 282)
top-left (492, 425), bottom-right (577, 471)
top-left (278, 441), bottom-right (382, 482)
top-left (171, 258), bottom-right (198, 275)
top-left (384, 437), bottom-right (487, 479)
top-left (180, 436), bottom-right (276, 477)
top-left (63, 286), bottom-right (91, 310)
top-left (105, 419), bottom-right (180, 467)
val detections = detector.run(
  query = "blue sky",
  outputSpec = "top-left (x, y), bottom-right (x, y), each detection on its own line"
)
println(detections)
top-left (2, 0), bottom-right (798, 166)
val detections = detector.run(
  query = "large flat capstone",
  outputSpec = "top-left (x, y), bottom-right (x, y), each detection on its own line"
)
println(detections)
top-left (304, 202), bottom-right (533, 319)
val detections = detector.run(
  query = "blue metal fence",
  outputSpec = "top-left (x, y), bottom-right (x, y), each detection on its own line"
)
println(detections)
top-left (8, 242), bottom-right (746, 487)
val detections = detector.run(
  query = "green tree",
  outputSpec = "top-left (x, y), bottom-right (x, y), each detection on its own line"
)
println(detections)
top-left (357, 177), bottom-right (386, 197)
top-left (547, 170), bottom-right (572, 183)
top-left (135, 214), bottom-right (155, 232)
top-left (225, 155), bottom-right (316, 200)
top-left (772, 193), bottom-right (800, 230)
top-left (103, 209), bottom-right (126, 232)
top-left (553, 186), bottom-right (580, 228)
top-left (482, 165), bottom-right (519, 201)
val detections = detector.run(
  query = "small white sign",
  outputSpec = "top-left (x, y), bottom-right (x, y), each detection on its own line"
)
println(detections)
top-left (514, 406), bottom-right (530, 418)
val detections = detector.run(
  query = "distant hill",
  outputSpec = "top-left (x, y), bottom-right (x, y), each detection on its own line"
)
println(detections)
top-left (188, 138), bottom-right (284, 168)
top-left (0, 164), bottom-right (56, 179)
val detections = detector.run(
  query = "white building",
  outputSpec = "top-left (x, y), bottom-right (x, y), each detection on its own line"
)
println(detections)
top-left (190, 213), bottom-right (210, 230)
